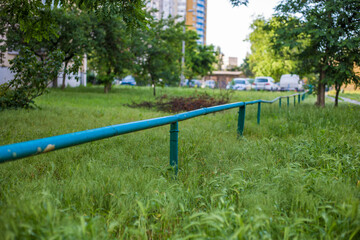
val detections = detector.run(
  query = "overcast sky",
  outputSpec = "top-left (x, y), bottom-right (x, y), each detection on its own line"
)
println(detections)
top-left (207, 0), bottom-right (280, 65)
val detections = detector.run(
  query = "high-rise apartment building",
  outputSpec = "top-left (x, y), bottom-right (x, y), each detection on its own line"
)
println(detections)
top-left (185, 0), bottom-right (206, 45)
top-left (147, 0), bottom-right (185, 20)
top-left (146, 0), bottom-right (207, 45)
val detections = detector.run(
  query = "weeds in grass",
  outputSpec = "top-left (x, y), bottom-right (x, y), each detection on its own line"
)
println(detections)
top-left (0, 87), bottom-right (359, 239)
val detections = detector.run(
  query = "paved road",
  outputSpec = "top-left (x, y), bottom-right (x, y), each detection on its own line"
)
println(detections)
top-left (326, 95), bottom-right (360, 105)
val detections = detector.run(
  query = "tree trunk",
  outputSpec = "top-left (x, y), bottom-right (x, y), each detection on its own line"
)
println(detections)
top-left (316, 70), bottom-right (326, 107)
top-left (104, 82), bottom-right (111, 94)
top-left (52, 76), bottom-right (58, 88)
top-left (334, 82), bottom-right (341, 107)
top-left (152, 80), bottom-right (156, 97)
top-left (61, 62), bottom-right (68, 90)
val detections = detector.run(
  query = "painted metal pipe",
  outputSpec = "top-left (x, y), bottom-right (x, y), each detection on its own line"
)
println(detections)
top-left (170, 122), bottom-right (179, 175)
top-left (298, 94), bottom-right (301, 103)
top-left (279, 98), bottom-right (282, 108)
top-left (294, 96), bottom-right (296, 106)
top-left (0, 92), bottom-right (307, 164)
top-left (257, 102), bottom-right (261, 125)
top-left (287, 97), bottom-right (290, 107)
top-left (0, 102), bottom-right (244, 163)
top-left (237, 104), bottom-right (246, 136)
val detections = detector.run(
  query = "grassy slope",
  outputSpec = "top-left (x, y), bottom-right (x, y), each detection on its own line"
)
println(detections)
top-left (0, 87), bottom-right (359, 239)
top-left (328, 91), bottom-right (360, 102)
top-left (339, 93), bottom-right (360, 102)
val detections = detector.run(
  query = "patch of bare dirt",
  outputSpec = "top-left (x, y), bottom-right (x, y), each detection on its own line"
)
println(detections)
top-left (126, 92), bottom-right (231, 113)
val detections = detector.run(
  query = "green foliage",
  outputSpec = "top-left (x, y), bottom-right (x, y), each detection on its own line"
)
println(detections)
top-left (214, 46), bottom-right (224, 71)
top-left (185, 32), bottom-right (217, 80)
top-left (239, 55), bottom-right (254, 77)
top-left (0, 0), bottom-right (58, 42)
top-left (0, 0), bottom-right (147, 42)
top-left (274, 0), bottom-right (360, 105)
top-left (132, 16), bottom-right (185, 95)
top-left (229, 0), bottom-right (248, 6)
top-left (7, 8), bottom-right (92, 88)
top-left (50, 9), bottom-right (92, 88)
top-left (247, 17), bottom-right (298, 81)
top-left (88, 14), bottom-right (134, 93)
top-left (0, 48), bottom-right (64, 109)
top-left (0, 88), bottom-right (359, 238)
top-left (2, 7), bottom-right (93, 105)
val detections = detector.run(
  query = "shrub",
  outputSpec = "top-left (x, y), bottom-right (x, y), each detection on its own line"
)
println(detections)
top-left (0, 47), bottom-right (64, 110)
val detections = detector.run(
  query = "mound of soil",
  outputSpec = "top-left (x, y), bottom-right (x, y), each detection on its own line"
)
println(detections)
top-left (126, 92), bottom-right (231, 113)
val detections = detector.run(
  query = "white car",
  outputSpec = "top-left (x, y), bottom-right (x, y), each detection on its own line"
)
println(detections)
top-left (229, 78), bottom-right (251, 91)
top-left (280, 74), bottom-right (304, 91)
top-left (252, 77), bottom-right (277, 91)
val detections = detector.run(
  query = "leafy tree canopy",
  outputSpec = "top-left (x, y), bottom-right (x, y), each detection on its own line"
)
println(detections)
top-left (0, 47), bottom-right (63, 109)
top-left (185, 43), bottom-right (217, 81)
top-left (239, 55), bottom-right (254, 78)
top-left (132, 15), bottom-right (185, 96)
top-left (88, 13), bottom-right (135, 93)
top-left (0, 0), bottom-right (146, 42)
top-left (247, 17), bottom-right (298, 81)
top-left (229, 0), bottom-right (248, 6)
top-left (273, 0), bottom-right (360, 106)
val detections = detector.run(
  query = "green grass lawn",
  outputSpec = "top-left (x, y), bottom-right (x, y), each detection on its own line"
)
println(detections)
top-left (1, 86), bottom-right (359, 239)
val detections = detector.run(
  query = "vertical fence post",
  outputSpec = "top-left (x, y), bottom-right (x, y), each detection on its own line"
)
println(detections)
top-left (237, 104), bottom-right (246, 136)
top-left (287, 97), bottom-right (289, 107)
top-left (298, 94), bottom-right (300, 104)
top-left (294, 96), bottom-right (296, 106)
top-left (279, 98), bottom-right (282, 109)
top-left (170, 122), bottom-right (179, 175)
top-left (257, 102), bottom-right (261, 124)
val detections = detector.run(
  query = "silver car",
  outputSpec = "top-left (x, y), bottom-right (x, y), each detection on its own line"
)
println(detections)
top-left (252, 77), bottom-right (277, 91)
top-left (231, 78), bottom-right (251, 91)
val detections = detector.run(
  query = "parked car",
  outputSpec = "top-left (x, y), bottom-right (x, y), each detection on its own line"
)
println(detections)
top-left (112, 78), bottom-right (121, 85)
top-left (279, 74), bottom-right (303, 91)
top-left (121, 75), bottom-right (136, 86)
top-left (202, 80), bottom-right (216, 89)
top-left (229, 78), bottom-right (251, 91)
top-left (184, 79), bottom-right (202, 88)
top-left (252, 77), bottom-right (277, 91)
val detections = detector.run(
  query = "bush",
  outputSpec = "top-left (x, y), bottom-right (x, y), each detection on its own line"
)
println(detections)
top-left (0, 47), bottom-right (64, 110)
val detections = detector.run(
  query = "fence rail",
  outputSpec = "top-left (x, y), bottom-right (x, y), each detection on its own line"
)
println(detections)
top-left (0, 91), bottom-right (308, 174)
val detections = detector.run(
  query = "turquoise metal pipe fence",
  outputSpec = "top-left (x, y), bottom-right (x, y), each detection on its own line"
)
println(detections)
top-left (0, 92), bottom-right (308, 174)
